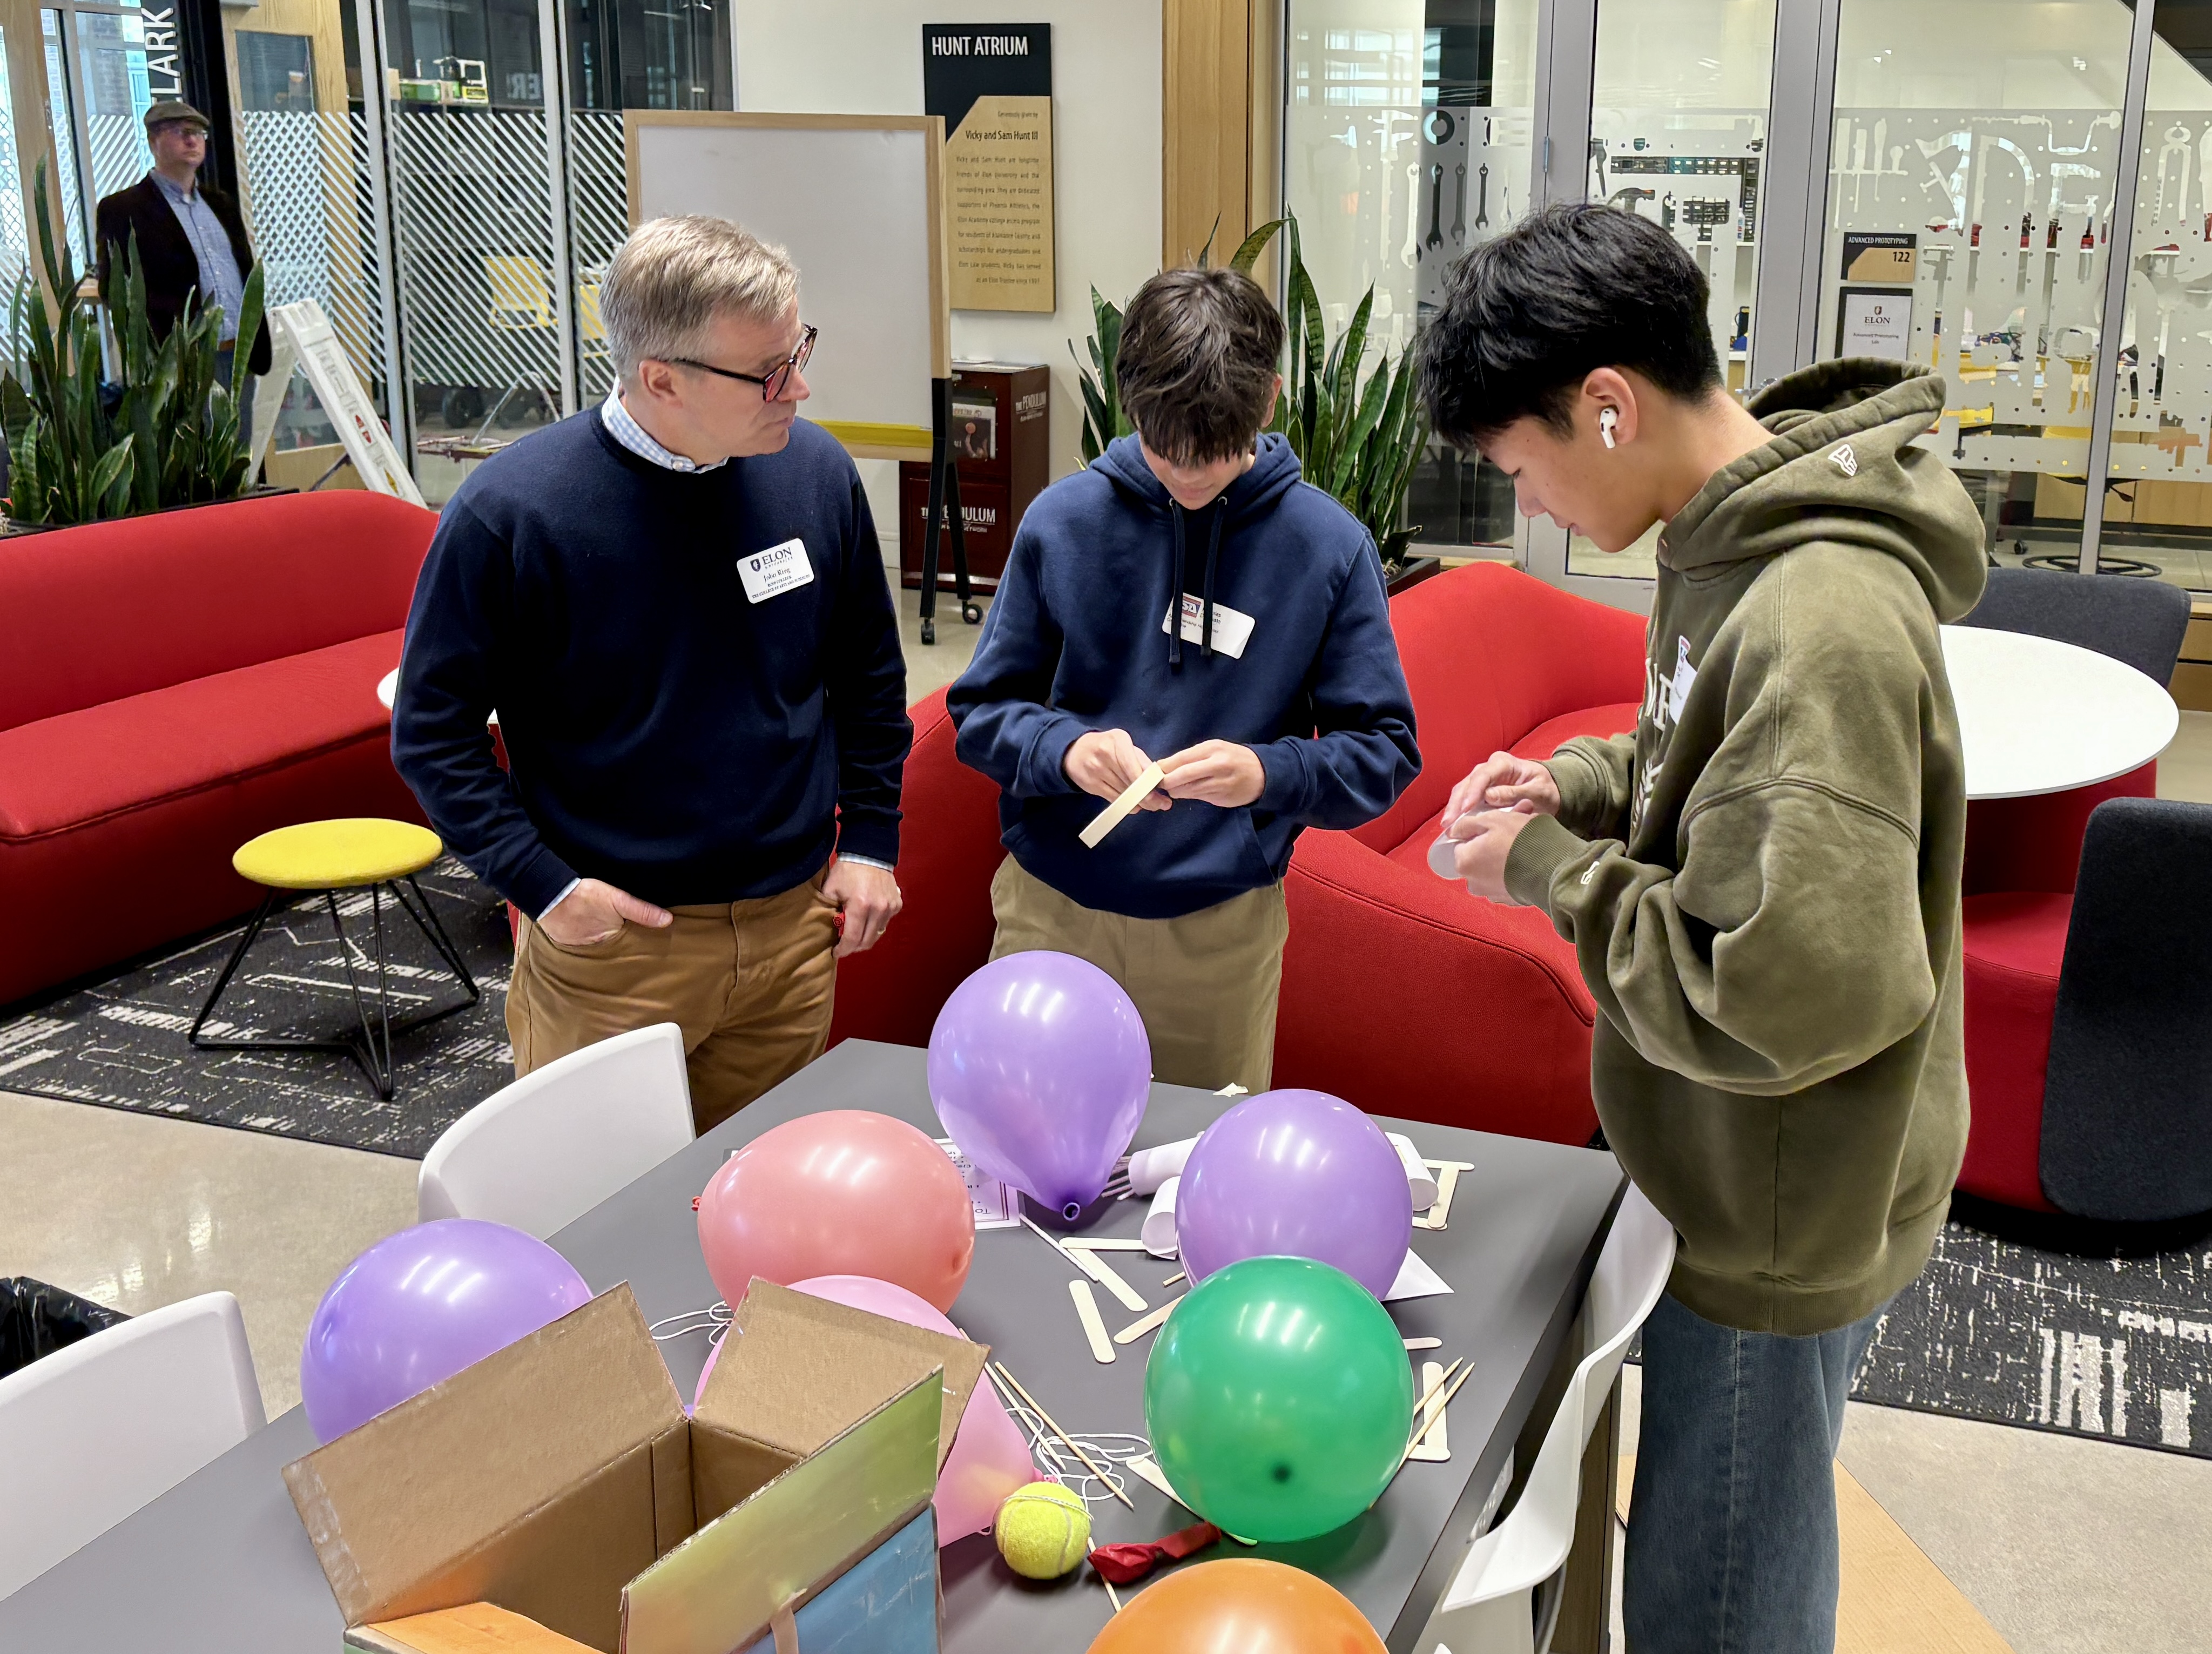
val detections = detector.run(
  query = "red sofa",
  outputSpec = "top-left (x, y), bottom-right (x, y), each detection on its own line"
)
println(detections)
top-left (832, 562), bottom-right (1648, 1145)
top-left (0, 491), bottom-right (437, 1005)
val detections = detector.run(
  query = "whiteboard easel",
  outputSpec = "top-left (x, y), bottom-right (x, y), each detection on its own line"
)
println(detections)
top-left (266, 299), bottom-right (425, 507)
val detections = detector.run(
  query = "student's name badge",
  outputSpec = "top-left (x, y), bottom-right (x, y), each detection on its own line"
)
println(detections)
top-left (1667, 635), bottom-right (1697, 720)
top-left (1161, 593), bottom-right (1256, 659)
top-left (738, 538), bottom-right (815, 604)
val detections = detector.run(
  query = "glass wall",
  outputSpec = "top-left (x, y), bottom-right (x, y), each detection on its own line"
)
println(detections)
top-left (1284, 0), bottom-right (1540, 557)
top-left (2098, 0), bottom-right (2212, 593)
top-left (1568, 0), bottom-right (1777, 578)
top-left (1815, 0), bottom-right (2136, 579)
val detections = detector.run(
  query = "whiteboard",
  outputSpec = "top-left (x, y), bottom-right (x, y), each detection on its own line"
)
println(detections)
top-left (626, 113), bottom-right (948, 448)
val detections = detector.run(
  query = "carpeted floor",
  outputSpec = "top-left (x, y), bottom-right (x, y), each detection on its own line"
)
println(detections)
top-left (0, 860), bottom-right (514, 1158)
top-left (3, 868), bottom-right (2207, 1459)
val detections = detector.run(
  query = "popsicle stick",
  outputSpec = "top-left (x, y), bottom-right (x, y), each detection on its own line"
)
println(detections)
top-left (1079, 762), bottom-right (1166, 848)
top-left (1398, 1362), bottom-right (1477, 1470)
top-left (1127, 1455), bottom-right (1256, 1544)
top-left (1020, 1212), bottom-right (1083, 1261)
top-left (1403, 1336), bottom-right (1442, 1351)
top-left (1070, 1279), bottom-right (1116, 1363)
top-left (1063, 1238), bottom-right (1150, 1251)
top-left (1115, 1299), bottom-right (1177, 1344)
top-left (1408, 1361), bottom-right (1451, 1461)
top-left (1413, 1160), bottom-right (1471, 1231)
top-left (1078, 1251), bottom-right (1148, 1313)
top-left (991, 1362), bottom-right (1134, 1507)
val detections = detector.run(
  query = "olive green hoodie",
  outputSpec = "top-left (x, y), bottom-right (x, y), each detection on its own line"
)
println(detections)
top-left (1501, 360), bottom-right (1988, 1336)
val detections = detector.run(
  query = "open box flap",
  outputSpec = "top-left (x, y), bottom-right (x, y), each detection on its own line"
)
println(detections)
top-left (697, 1280), bottom-right (986, 1473)
top-left (624, 1371), bottom-right (941, 1654)
top-left (284, 1285), bottom-right (686, 1627)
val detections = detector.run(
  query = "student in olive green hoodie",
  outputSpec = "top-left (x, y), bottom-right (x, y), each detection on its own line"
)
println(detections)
top-left (1418, 205), bottom-right (1985, 1654)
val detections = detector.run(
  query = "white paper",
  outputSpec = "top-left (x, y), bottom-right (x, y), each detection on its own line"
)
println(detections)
top-left (1387, 1132), bottom-right (1440, 1212)
top-left (1128, 1138), bottom-right (1198, 1197)
top-left (936, 1138), bottom-right (1021, 1230)
top-left (1383, 1249), bottom-right (1452, 1302)
top-left (1143, 1175), bottom-right (1181, 1257)
top-left (1161, 593), bottom-right (1256, 658)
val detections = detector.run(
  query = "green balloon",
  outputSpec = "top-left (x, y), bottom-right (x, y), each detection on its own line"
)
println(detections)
top-left (1144, 1254), bottom-right (1414, 1542)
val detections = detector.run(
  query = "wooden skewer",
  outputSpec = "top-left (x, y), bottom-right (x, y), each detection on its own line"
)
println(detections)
top-left (1162, 1271), bottom-right (1187, 1287)
top-left (1101, 1577), bottom-right (1122, 1613)
top-left (1398, 1361), bottom-right (1478, 1469)
top-left (991, 1361), bottom-right (1134, 1508)
top-left (1399, 1358), bottom-right (1461, 1447)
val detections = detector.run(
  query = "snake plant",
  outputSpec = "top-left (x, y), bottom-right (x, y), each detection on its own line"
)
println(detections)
top-left (1070, 209), bottom-right (1428, 571)
top-left (2, 157), bottom-right (264, 526)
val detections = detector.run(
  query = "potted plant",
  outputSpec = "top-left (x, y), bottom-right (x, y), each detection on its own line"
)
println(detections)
top-left (1071, 210), bottom-right (1434, 591)
top-left (1, 158), bottom-right (266, 530)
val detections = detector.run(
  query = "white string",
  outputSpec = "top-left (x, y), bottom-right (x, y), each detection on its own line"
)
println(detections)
top-left (996, 1389), bottom-right (1152, 1510)
top-left (649, 1301), bottom-right (730, 1344)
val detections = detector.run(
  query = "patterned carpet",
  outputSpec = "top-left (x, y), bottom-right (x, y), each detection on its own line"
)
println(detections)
top-left (0, 860), bottom-right (514, 1158)
top-left (2, 872), bottom-right (2207, 1457)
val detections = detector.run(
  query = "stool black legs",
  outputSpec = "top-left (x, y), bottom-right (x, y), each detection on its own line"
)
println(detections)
top-left (188, 877), bottom-right (481, 1100)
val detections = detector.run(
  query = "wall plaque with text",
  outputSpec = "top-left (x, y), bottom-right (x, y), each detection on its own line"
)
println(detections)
top-left (923, 24), bottom-right (1055, 313)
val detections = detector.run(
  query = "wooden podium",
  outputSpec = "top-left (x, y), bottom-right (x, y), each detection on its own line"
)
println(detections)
top-left (900, 361), bottom-right (1050, 600)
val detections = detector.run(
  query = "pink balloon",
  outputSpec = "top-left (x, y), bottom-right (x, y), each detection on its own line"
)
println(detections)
top-left (696, 1274), bottom-right (1037, 1545)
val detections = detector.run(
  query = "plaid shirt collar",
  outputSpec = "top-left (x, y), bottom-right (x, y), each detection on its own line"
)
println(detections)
top-left (599, 386), bottom-right (727, 474)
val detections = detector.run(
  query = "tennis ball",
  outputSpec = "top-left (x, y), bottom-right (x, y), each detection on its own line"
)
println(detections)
top-left (994, 1480), bottom-right (1091, 1579)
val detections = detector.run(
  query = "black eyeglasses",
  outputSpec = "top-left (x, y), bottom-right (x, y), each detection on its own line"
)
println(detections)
top-left (672, 324), bottom-right (817, 401)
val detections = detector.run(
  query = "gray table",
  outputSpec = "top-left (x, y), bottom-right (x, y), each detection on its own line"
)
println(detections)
top-left (0, 1039), bottom-right (1622, 1653)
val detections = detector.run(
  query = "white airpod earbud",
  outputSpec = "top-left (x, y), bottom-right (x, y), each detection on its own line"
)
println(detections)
top-left (1600, 408), bottom-right (1618, 449)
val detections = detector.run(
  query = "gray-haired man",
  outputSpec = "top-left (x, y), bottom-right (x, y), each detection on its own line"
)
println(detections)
top-left (393, 215), bottom-right (909, 1132)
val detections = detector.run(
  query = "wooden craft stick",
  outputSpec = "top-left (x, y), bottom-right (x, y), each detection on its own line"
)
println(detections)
top-left (1077, 1250), bottom-right (1148, 1313)
top-left (1398, 1362), bottom-right (1477, 1470)
top-left (1063, 1238), bottom-right (1150, 1250)
top-left (1070, 1280), bottom-right (1116, 1363)
top-left (1101, 1577), bottom-right (1122, 1614)
top-left (1127, 1455), bottom-right (1256, 1544)
top-left (1414, 1160), bottom-right (1471, 1231)
top-left (1162, 1271), bottom-right (1187, 1287)
top-left (1402, 1336), bottom-right (1442, 1351)
top-left (991, 1362), bottom-right (1134, 1507)
top-left (1408, 1361), bottom-right (1451, 1462)
top-left (1079, 762), bottom-right (1166, 848)
top-left (1114, 1299), bottom-right (1177, 1344)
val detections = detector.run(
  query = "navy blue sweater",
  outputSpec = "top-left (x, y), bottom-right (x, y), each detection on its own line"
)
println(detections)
top-left (948, 434), bottom-right (1419, 920)
top-left (392, 411), bottom-right (911, 917)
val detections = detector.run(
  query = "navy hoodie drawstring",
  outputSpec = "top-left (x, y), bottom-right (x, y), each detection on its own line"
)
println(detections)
top-left (1168, 504), bottom-right (1187, 668)
top-left (1167, 500), bottom-right (1228, 669)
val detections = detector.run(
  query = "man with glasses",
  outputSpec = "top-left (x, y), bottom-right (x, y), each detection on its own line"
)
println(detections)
top-left (95, 100), bottom-right (268, 428)
top-left (393, 215), bottom-right (910, 1132)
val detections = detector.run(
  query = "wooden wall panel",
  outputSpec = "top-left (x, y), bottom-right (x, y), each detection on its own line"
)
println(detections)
top-left (1162, 0), bottom-right (1251, 269)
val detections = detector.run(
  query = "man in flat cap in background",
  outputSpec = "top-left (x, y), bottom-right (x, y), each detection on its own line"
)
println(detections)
top-left (95, 99), bottom-right (271, 428)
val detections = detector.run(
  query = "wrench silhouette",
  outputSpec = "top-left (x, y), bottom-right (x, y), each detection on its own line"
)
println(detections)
top-left (1475, 163), bottom-right (1489, 228)
top-left (1426, 164), bottom-right (1445, 252)
top-left (1451, 162), bottom-right (1467, 244)
top-left (1401, 163), bottom-right (1420, 265)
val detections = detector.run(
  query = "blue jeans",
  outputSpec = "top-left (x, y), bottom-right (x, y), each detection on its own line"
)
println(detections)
top-left (1624, 1290), bottom-right (1888, 1654)
top-left (215, 345), bottom-right (256, 437)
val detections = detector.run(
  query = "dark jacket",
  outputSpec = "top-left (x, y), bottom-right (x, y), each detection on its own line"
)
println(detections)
top-left (95, 173), bottom-right (272, 375)
top-left (947, 433), bottom-right (1420, 920)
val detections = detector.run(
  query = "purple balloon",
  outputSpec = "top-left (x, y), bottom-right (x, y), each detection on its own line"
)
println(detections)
top-left (300, 1219), bottom-right (592, 1442)
top-left (928, 951), bottom-right (1151, 1218)
top-left (1177, 1090), bottom-right (1413, 1299)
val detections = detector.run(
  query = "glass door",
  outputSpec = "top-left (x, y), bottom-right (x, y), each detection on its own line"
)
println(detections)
top-left (40, 3), bottom-right (152, 270)
top-left (1567, 0), bottom-right (1778, 581)
top-left (1284, 0), bottom-right (1542, 561)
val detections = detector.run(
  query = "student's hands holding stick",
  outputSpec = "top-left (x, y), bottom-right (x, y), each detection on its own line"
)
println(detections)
top-left (1066, 730), bottom-right (1173, 811)
top-left (1439, 752), bottom-right (1560, 903)
top-left (1158, 740), bottom-right (1266, 807)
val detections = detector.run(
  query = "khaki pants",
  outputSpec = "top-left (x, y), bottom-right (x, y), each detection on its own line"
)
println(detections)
top-left (987, 855), bottom-right (1289, 1094)
top-left (507, 874), bottom-right (839, 1134)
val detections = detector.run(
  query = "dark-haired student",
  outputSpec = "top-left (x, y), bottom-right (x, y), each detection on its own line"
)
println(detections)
top-left (947, 267), bottom-right (1419, 1092)
top-left (1418, 204), bottom-right (1984, 1654)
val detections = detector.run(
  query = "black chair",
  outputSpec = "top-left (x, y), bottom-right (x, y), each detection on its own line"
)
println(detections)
top-left (2038, 798), bottom-right (2212, 1223)
top-left (1958, 565), bottom-right (2190, 684)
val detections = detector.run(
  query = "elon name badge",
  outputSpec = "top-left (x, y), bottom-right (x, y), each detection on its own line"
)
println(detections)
top-left (1160, 593), bottom-right (1256, 659)
top-left (738, 538), bottom-right (815, 604)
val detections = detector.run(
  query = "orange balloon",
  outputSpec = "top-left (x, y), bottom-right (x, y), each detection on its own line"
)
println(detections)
top-left (697, 1110), bottom-right (974, 1311)
top-left (1087, 1559), bottom-right (1385, 1654)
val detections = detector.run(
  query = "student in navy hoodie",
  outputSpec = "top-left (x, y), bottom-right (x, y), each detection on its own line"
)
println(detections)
top-left (947, 267), bottom-right (1420, 1091)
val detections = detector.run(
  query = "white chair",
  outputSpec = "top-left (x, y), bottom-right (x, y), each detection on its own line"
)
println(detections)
top-left (1424, 1184), bottom-right (1676, 1654)
top-left (0, 1292), bottom-right (264, 1600)
top-left (417, 1023), bottom-right (696, 1238)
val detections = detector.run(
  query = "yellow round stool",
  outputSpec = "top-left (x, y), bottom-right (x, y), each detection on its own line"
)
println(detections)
top-left (190, 819), bottom-right (481, 1099)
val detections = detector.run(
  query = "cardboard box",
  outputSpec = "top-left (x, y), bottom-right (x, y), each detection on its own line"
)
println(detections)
top-left (284, 1281), bottom-right (987, 1654)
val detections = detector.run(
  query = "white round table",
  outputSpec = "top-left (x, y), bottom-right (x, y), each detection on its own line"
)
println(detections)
top-left (1940, 625), bottom-right (2179, 800)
